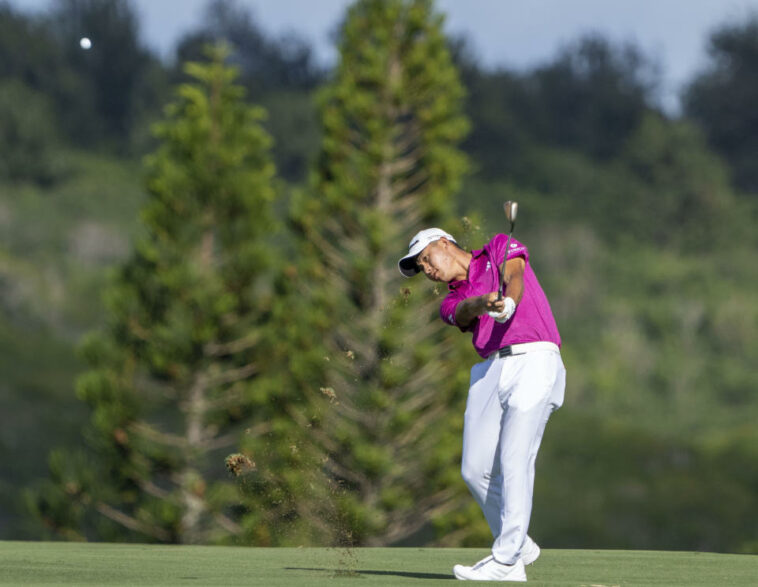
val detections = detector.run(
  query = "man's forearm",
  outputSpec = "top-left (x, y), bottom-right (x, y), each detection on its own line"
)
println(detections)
top-left (504, 272), bottom-right (524, 304)
top-left (501, 257), bottom-right (525, 303)
top-left (454, 295), bottom-right (486, 328)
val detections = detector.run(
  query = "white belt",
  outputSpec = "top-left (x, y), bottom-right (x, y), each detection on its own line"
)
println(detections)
top-left (488, 341), bottom-right (559, 360)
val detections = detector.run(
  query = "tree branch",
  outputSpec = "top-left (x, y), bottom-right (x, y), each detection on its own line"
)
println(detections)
top-left (137, 479), bottom-right (173, 501)
top-left (95, 502), bottom-right (172, 542)
top-left (205, 362), bottom-right (258, 388)
top-left (203, 430), bottom-right (241, 451)
top-left (130, 422), bottom-right (187, 449)
top-left (213, 512), bottom-right (242, 535)
top-left (377, 488), bottom-right (461, 545)
top-left (204, 332), bottom-right (262, 357)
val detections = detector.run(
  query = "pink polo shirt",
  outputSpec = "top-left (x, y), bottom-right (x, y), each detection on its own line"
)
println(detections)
top-left (440, 233), bottom-right (561, 358)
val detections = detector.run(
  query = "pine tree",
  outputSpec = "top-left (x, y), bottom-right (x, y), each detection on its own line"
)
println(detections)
top-left (29, 46), bottom-right (279, 544)
top-left (282, 0), bottom-right (477, 545)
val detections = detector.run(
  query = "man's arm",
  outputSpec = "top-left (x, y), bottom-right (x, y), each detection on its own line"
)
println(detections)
top-left (454, 257), bottom-right (526, 328)
top-left (500, 256), bottom-right (525, 303)
top-left (454, 295), bottom-right (488, 329)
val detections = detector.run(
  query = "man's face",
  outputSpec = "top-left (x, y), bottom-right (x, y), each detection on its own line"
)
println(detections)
top-left (416, 238), bottom-right (455, 282)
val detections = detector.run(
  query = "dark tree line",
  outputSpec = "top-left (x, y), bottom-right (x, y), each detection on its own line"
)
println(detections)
top-left (458, 34), bottom-right (658, 181)
top-left (0, 0), bottom-right (324, 180)
top-left (683, 16), bottom-right (758, 194)
top-left (3, 0), bottom-right (758, 195)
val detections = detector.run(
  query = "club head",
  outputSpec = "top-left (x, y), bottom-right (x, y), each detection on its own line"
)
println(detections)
top-left (504, 201), bottom-right (518, 224)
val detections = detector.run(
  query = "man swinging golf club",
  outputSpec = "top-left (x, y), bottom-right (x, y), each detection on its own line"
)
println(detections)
top-left (398, 203), bottom-right (566, 582)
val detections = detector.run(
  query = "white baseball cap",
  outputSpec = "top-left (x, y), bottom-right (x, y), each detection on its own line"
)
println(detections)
top-left (398, 228), bottom-right (457, 277)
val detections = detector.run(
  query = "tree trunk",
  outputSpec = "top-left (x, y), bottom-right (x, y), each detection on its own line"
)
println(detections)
top-left (179, 376), bottom-right (206, 543)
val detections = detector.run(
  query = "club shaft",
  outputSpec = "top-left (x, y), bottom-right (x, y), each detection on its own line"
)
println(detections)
top-left (497, 222), bottom-right (515, 301)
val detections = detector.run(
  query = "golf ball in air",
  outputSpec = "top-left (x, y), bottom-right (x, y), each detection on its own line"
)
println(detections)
top-left (80, 37), bottom-right (92, 50)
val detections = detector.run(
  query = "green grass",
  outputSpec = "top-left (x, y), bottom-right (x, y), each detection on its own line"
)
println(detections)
top-left (0, 542), bottom-right (756, 586)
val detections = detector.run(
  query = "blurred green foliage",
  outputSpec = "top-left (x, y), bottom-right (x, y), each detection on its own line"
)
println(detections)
top-left (274, 0), bottom-right (474, 547)
top-left (0, 0), bottom-right (756, 553)
top-left (684, 15), bottom-right (758, 194)
top-left (0, 80), bottom-right (63, 184)
top-left (24, 47), bottom-right (282, 544)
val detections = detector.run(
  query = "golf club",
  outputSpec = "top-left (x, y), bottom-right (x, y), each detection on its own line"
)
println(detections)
top-left (497, 200), bottom-right (518, 301)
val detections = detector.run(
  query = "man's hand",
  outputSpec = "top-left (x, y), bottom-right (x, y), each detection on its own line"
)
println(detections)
top-left (484, 293), bottom-right (516, 323)
top-left (454, 290), bottom-right (519, 329)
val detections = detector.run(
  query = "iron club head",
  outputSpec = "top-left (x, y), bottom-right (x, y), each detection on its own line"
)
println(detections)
top-left (504, 201), bottom-right (518, 224)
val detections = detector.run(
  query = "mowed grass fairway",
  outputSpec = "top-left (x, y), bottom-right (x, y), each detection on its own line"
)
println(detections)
top-left (1, 542), bottom-right (756, 586)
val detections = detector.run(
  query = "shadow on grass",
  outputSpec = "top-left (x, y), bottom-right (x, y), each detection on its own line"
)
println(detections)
top-left (285, 567), bottom-right (453, 580)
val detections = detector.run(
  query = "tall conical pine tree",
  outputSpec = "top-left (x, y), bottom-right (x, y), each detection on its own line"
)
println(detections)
top-left (283, 0), bottom-right (478, 546)
top-left (29, 46), bottom-right (280, 544)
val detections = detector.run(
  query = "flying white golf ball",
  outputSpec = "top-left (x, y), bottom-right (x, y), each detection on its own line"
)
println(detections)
top-left (79, 37), bottom-right (92, 50)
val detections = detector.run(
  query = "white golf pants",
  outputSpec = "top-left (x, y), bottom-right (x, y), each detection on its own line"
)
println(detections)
top-left (461, 343), bottom-right (565, 565)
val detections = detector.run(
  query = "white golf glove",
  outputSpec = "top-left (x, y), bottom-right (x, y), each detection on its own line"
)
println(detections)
top-left (488, 297), bottom-right (516, 323)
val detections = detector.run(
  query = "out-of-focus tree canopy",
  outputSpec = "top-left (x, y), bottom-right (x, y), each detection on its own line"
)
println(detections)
top-left (459, 35), bottom-right (658, 181)
top-left (174, 0), bottom-right (322, 92)
top-left (173, 0), bottom-right (323, 181)
top-left (684, 14), bottom-right (758, 194)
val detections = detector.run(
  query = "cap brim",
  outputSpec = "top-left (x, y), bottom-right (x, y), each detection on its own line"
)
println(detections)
top-left (398, 255), bottom-right (420, 277)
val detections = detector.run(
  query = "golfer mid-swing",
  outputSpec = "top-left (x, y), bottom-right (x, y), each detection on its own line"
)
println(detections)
top-left (399, 228), bottom-right (566, 582)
